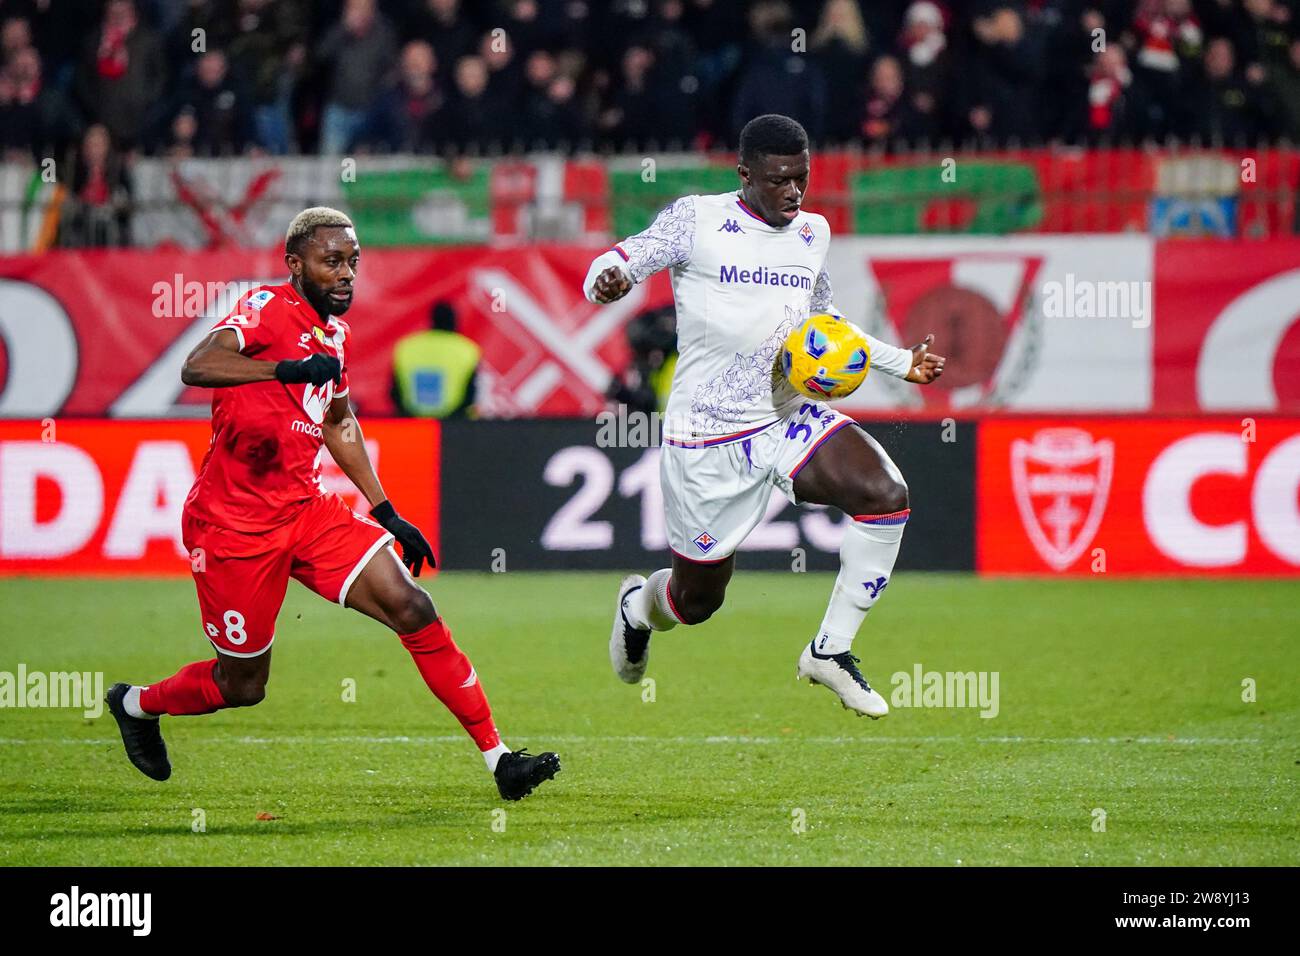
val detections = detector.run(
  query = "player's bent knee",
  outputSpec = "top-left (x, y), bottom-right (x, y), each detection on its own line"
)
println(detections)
top-left (854, 474), bottom-right (909, 517)
top-left (675, 586), bottom-right (726, 625)
top-left (219, 679), bottom-right (266, 708)
top-left (388, 586), bottom-right (437, 635)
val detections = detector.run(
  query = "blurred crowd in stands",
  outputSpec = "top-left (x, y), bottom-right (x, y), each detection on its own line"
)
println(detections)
top-left (1, 0), bottom-right (1297, 247)
top-left (2, 0), bottom-right (1298, 166)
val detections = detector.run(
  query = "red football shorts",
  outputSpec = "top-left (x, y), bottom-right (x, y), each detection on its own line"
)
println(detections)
top-left (182, 492), bottom-right (393, 658)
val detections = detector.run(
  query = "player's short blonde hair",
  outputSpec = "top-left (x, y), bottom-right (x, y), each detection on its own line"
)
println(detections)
top-left (285, 206), bottom-right (354, 255)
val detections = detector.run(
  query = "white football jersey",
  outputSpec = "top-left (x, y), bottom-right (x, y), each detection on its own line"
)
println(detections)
top-left (584, 191), bottom-right (912, 443)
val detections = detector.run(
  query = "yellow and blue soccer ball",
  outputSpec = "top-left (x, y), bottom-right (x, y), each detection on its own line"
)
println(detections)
top-left (781, 313), bottom-right (871, 400)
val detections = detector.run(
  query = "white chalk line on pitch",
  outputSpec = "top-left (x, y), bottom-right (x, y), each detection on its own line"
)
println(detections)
top-left (0, 734), bottom-right (1272, 746)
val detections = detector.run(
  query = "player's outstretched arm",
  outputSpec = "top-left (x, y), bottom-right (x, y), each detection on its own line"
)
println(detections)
top-left (323, 397), bottom-right (436, 575)
top-left (811, 268), bottom-right (946, 384)
top-left (583, 195), bottom-right (696, 304)
top-left (181, 329), bottom-right (341, 389)
top-left (854, 324), bottom-right (945, 384)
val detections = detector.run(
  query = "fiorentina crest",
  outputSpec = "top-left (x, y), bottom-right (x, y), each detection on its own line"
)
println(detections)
top-left (1010, 428), bottom-right (1114, 571)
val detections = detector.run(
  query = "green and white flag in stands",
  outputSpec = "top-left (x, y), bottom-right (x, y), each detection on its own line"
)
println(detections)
top-left (342, 161), bottom-right (492, 245)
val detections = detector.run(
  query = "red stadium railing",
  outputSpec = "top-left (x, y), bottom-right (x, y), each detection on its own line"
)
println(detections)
top-left (2, 145), bottom-right (1296, 253)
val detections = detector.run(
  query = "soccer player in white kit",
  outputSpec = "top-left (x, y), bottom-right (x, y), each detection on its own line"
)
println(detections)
top-left (584, 114), bottom-right (946, 718)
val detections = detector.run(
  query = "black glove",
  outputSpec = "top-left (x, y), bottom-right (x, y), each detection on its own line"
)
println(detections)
top-left (276, 354), bottom-right (341, 386)
top-left (371, 500), bottom-right (436, 576)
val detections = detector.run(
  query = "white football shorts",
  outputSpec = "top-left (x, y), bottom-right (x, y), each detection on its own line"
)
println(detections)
top-left (661, 399), bottom-right (856, 562)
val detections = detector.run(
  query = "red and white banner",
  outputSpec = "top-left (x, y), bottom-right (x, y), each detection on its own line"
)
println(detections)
top-left (0, 248), bottom-right (642, 420)
top-left (0, 420), bottom-right (439, 576)
top-left (1, 240), bottom-right (1297, 419)
top-left (978, 418), bottom-right (1300, 575)
top-left (1153, 241), bottom-right (1300, 414)
top-left (831, 235), bottom-right (1154, 415)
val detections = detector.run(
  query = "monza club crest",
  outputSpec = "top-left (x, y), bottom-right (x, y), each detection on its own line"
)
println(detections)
top-left (1009, 428), bottom-right (1114, 571)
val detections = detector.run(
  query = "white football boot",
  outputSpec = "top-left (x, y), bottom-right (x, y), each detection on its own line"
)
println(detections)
top-left (610, 574), bottom-right (652, 684)
top-left (796, 641), bottom-right (889, 719)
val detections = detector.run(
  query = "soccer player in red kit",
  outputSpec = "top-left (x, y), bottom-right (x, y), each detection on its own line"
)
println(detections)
top-left (105, 207), bottom-right (560, 801)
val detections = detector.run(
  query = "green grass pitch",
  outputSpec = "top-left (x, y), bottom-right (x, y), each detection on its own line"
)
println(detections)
top-left (0, 572), bottom-right (1296, 866)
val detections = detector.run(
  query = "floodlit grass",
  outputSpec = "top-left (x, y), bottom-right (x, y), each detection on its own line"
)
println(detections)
top-left (1, 572), bottom-right (1295, 865)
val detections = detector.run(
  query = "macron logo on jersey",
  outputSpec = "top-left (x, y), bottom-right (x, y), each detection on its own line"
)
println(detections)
top-left (717, 218), bottom-right (744, 234)
top-left (719, 264), bottom-right (814, 290)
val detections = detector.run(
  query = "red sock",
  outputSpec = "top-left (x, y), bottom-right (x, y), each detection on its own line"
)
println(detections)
top-left (400, 618), bottom-right (501, 752)
top-left (139, 659), bottom-right (228, 716)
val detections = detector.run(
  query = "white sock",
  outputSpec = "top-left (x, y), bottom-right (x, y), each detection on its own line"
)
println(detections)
top-left (123, 685), bottom-right (157, 720)
top-left (813, 515), bottom-right (907, 656)
top-left (483, 741), bottom-right (511, 773)
top-left (623, 568), bottom-right (680, 632)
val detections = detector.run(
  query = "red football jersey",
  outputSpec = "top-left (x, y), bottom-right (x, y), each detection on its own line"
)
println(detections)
top-left (184, 282), bottom-right (352, 532)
